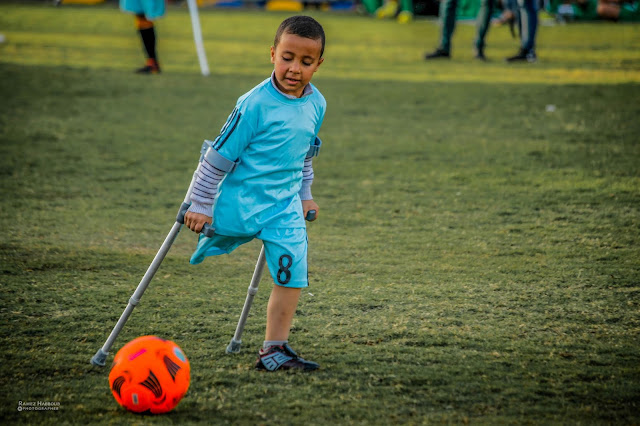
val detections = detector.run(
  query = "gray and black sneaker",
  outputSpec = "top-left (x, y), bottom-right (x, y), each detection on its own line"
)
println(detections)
top-left (255, 343), bottom-right (319, 372)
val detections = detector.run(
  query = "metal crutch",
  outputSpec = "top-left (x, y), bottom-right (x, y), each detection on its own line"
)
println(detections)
top-left (226, 210), bottom-right (316, 354)
top-left (90, 160), bottom-right (214, 367)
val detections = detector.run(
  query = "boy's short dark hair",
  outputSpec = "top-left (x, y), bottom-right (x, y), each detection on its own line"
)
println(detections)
top-left (274, 16), bottom-right (325, 58)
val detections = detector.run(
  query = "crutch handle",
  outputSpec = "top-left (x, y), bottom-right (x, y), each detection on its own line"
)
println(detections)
top-left (200, 223), bottom-right (215, 238)
top-left (177, 202), bottom-right (215, 238)
top-left (306, 210), bottom-right (317, 221)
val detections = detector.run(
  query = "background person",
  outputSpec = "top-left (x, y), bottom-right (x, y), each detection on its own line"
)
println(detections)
top-left (504, 0), bottom-right (538, 62)
top-left (597, 0), bottom-right (640, 20)
top-left (120, 0), bottom-right (164, 73)
top-left (424, 0), bottom-right (497, 60)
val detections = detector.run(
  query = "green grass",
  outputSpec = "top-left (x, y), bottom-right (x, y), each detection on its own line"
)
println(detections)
top-left (1, 2), bottom-right (639, 424)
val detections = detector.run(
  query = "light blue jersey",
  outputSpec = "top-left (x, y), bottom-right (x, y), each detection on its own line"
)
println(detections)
top-left (189, 77), bottom-right (326, 288)
top-left (209, 77), bottom-right (325, 237)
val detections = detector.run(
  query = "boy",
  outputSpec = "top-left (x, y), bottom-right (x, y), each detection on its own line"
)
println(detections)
top-left (184, 16), bottom-right (326, 372)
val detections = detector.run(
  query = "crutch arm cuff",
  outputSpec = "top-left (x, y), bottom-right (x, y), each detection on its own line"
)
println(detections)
top-left (306, 136), bottom-right (322, 158)
top-left (201, 140), bottom-right (238, 173)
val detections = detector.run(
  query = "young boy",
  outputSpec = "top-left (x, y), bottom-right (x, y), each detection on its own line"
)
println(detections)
top-left (184, 16), bottom-right (326, 372)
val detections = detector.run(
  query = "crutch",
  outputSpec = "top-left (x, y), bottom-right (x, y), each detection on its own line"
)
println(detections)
top-left (226, 210), bottom-right (316, 354)
top-left (91, 144), bottom-right (216, 367)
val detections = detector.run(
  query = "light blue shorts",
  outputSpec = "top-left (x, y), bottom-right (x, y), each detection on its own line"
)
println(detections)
top-left (190, 227), bottom-right (309, 289)
top-left (120, 0), bottom-right (165, 19)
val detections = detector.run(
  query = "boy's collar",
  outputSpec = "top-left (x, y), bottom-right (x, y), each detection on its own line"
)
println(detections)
top-left (270, 71), bottom-right (314, 99)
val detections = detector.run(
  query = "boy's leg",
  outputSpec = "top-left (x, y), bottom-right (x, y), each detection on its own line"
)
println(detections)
top-left (265, 285), bottom-right (301, 342)
top-left (256, 286), bottom-right (318, 371)
top-left (254, 228), bottom-right (318, 371)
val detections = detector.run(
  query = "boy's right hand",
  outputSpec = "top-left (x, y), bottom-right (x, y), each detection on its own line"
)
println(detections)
top-left (184, 211), bottom-right (212, 234)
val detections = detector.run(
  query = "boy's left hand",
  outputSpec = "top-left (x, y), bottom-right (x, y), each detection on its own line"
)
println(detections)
top-left (184, 211), bottom-right (213, 233)
top-left (302, 199), bottom-right (319, 221)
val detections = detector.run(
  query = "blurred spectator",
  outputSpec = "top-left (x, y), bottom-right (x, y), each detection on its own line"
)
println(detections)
top-left (597, 0), bottom-right (639, 20)
top-left (362, 0), bottom-right (415, 23)
top-left (424, 0), bottom-right (497, 60)
top-left (551, 0), bottom-right (639, 21)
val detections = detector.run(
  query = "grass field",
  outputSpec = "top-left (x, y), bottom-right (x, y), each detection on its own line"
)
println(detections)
top-left (1, 1), bottom-right (639, 424)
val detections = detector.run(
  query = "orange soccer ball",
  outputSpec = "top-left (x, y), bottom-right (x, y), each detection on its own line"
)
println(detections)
top-left (108, 336), bottom-right (190, 414)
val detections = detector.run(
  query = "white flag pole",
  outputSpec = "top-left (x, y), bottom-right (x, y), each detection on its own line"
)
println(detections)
top-left (186, 0), bottom-right (210, 76)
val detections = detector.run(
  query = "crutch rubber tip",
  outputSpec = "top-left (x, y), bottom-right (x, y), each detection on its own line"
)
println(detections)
top-left (226, 339), bottom-right (242, 354)
top-left (91, 349), bottom-right (109, 367)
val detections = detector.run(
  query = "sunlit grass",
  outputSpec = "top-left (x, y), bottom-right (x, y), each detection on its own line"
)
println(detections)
top-left (0, 3), bottom-right (639, 424)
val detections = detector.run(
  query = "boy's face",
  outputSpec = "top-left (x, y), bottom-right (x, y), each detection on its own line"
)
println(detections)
top-left (270, 32), bottom-right (324, 98)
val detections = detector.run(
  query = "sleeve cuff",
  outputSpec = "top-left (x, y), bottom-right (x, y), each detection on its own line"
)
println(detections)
top-left (298, 184), bottom-right (313, 201)
top-left (187, 201), bottom-right (213, 217)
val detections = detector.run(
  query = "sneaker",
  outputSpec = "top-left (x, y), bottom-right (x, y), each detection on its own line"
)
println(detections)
top-left (505, 49), bottom-right (537, 63)
top-left (397, 10), bottom-right (413, 24)
top-left (136, 59), bottom-right (161, 74)
top-left (474, 48), bottom-right (486, 61)
top-left (425, 48), bottom-right (450, 60)
top-left (254, 343), bottom-right (319, 372)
